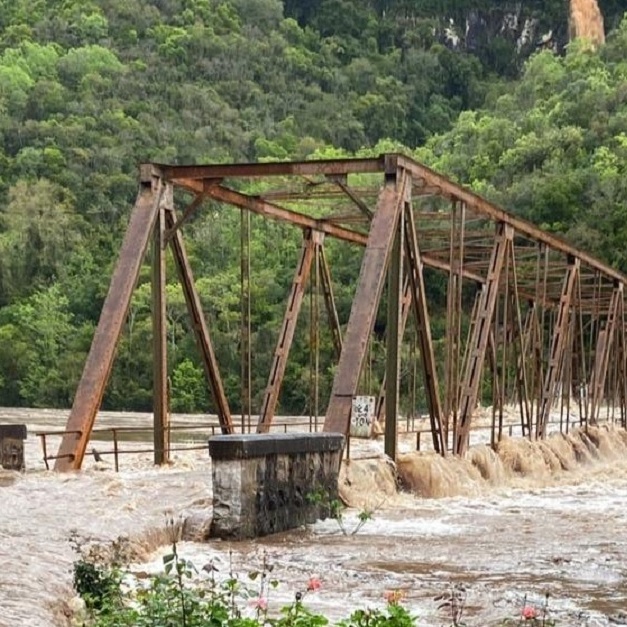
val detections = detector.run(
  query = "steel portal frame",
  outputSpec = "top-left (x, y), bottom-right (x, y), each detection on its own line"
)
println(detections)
top-left (55, 154), bottom-right (627, 469)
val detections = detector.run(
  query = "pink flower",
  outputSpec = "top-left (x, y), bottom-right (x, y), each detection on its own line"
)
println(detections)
top-left (522, 606), bottom-right (538, 620)
top-left (251, 597), bottom-right (268, 611)
top-left (384, 590), bottom-right (405, 605)
top-left (307, 576), bottom-right (322, 592)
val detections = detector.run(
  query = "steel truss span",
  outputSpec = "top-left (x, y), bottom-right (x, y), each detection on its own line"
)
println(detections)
top-left (55, 154), bottom-right (627, 469)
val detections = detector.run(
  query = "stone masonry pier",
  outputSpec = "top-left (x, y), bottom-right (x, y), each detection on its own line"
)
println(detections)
top-left (0, 424), bottom-right (26, 471)
top-left (208, 433), bottom-right (344, 539)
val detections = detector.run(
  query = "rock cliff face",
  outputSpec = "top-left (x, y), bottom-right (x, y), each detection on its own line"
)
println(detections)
top-left (439, 1), bottom-right (606, 51)
top-left (432, 0), bottom-right (607, 72)
top-left (439, 4), bottom-right (559, 53)
top-left (285, 1), bottom-right (619, 75)
top-left (569, 0), bottom-right (605, 46)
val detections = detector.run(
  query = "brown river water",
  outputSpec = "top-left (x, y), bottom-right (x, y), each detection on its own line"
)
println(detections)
top-left (1, 407), bottom-right (627, 626)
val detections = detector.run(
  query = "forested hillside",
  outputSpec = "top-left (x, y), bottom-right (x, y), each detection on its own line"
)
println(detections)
top-left (1, 0), bottom-right (626, 414)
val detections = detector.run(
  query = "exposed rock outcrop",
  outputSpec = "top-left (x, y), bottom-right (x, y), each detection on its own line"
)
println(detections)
top-left (569, 0), bottom-right (605, 47)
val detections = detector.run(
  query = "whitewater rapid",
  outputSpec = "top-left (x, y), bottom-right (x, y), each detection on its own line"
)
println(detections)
top-left (1, 408), bottom-right (627, 626)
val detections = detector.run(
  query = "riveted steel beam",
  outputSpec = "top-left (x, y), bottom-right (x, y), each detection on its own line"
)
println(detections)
top-left (180, 181), bottom-right (487, 284)
top-left (166, 210), bottom-right (233, 433)
top-left (536, 258), bottom-right (579, 438)
top-left (156, 156), bottom-right (385, 180)
top-left (455, 223), bottom-right (512, 455)
top-left (324, 170), bottom-right (409, 436)
top-left (398, 156), bottom-right (627, 286)
top-left (152, 196), bottom-right (169, 466)
top-left (385, 209), bottom-right (404, 461)
top-left (444, 201), bottom-right (465, 450)
top-left (55, 177), bottom-right (164, 470)
top-left (375, 276), bottom-right (412, 425)
top-left (257, 230), bottom-right (320, 433)
top-left (589, 284), bottom-right (623, 422)
top-left (404, 201), bottom-right (446, 455)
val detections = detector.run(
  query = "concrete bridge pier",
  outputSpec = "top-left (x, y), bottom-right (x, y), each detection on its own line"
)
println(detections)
top-left (208, 433), bottom-right (344, 539)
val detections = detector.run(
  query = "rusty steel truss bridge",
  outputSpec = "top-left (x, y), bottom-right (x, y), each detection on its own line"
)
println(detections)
top-left (54, 154), bottom-right (627, 470)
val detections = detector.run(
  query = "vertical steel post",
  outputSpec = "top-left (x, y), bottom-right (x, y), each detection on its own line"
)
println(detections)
top-left (499, 239), bottom-right (511, 438)
top-left (404, 201), bottom-right (445, 454)
top-left (152, 193), bottom-right (169, 465)
top-left (312, 242), bottom-right (321, 431)
top-left (376, 276), bottom-right (412, 425)
top-left (536, 244), bottom-right (550, 416)
top-left (586, 271), bottom-right (603, 421)
top-left (487, 328), bottom-right (501, 448)
top-left (240, 209), bottom-right (252, 433)
top-left (575, 272), bottom-right (589, 428)
top-left (444, 201), bottom-right (465, 450)
top-left (385, 214), bottom-right (403, 461)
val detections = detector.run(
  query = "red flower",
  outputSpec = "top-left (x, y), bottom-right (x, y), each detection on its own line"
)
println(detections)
top-left (522, 606), bottom-right (538, 620)
top-left (307, 576), bottom-right (322, 592)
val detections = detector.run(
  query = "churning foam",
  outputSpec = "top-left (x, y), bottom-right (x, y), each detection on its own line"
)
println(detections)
top-left (343, 426), bottom-right (627, 502)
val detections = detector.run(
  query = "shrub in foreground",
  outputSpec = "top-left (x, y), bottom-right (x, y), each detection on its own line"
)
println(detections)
top-left (70, 527), bottom-right (556, 626)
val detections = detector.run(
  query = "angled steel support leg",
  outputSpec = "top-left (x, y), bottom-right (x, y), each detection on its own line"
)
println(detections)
top-left (166, 210), bottom-right (233, 433)
top-left (153, 189), bottom-right (170, 465)
top-left (455, 223), bottom-right (512, 455)
top-left (589, 283), bottom-right (622, 422)
top-left (536, 258), bottom-right (579, 438)
top-left (324, 166), bottom-right (408, 436)
top-left (56, 174), bottom-right (164, 470)
top-left (257, 230), bottom-right (319, 433)
top-left (456, 288), bottom-right (481, 448)
top-left (404, 202), bottom-right (446, 455)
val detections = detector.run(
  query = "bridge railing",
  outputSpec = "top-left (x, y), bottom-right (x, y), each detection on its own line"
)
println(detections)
top-left (35, 412), bottom-right (615, 471)
top-left (35, 420), bottom-right (307, 471)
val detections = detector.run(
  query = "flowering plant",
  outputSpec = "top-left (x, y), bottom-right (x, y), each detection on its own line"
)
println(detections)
top-left (499, 594), bottom-right (557, 626)
top-left (72, 532), bottom-right (418, 627)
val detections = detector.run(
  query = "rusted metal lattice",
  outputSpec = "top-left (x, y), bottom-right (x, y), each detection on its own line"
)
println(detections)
top-left (55, 154), bottom-right (627, 470)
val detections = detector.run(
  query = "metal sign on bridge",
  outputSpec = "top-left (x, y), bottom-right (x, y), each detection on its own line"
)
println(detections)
top-left (53, 154), bottom-right (627, 470)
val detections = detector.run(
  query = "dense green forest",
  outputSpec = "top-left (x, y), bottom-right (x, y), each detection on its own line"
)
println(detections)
top-left (1, 0), bottom-right (627, 415)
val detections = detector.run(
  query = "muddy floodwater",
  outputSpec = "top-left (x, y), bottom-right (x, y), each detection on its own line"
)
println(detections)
top-left (1, 407), bottom-right (627, 626)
